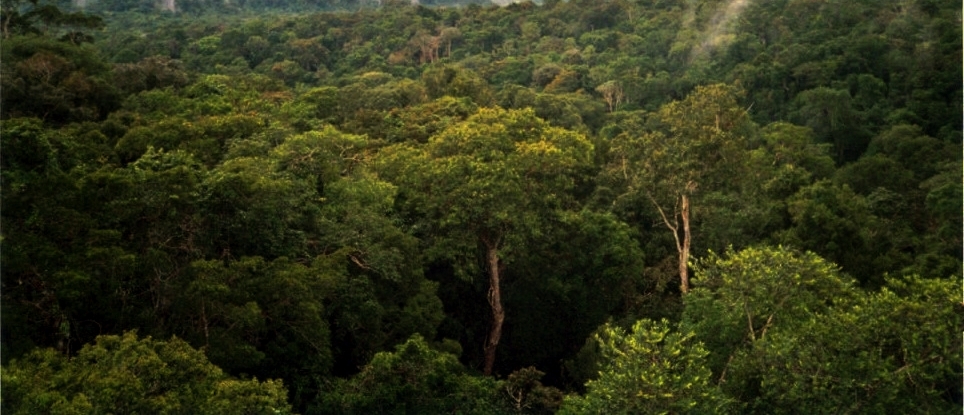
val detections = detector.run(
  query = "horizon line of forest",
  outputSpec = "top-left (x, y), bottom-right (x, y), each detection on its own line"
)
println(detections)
top-left (1, 0), bottom-right (961, 413)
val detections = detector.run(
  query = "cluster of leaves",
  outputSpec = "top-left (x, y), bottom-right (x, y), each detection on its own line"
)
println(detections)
top-left (321, 334), bottom-right (565, 414)
top-left (1, 0), bottom-right (960, 413)
top-left (559, 319), bottom-right (733, 414)
top-left (2, 331), bottom-right (293, 414)
top-left (560, 246), bottom-right (961, 414)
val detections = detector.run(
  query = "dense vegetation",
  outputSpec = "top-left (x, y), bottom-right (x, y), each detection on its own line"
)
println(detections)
top-left (2, 0), bottom-right (961, 413)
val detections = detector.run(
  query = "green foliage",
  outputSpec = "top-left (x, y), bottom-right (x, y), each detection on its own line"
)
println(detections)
top-left (501, 209), bottom-right (651, 375)
top-left (683, 246), bottom-right (855, 377)
top-left (601, 83), bottom-right (753, 213)
top-left (503, 366), bottom-right (563, 414)
top-left (272, 125), bottom-right (369, 190)
top-left (599, 83), bottom-right (754, 293)
top-left (200, 156), bottom-right (314, 258)
top-left (559, 319), bottom-right (733, 415)
top-left (778, 180), bottom-right (881, 285)
top-left (382, 96), bottom-right (478, 143)
top-left (421, 65), bottom-right (494, 106)
top-left (753, 122), bottom-right (835, 196)
top-left (682, 246), bottom-right (962, 413)
top-left (1, 35), bottom-right (120, 123)
top-left (0, 1), bottom-right (104, 41)
top-left (383, 106), bottom-right (593, 276)
top-left (1, 332), bottom-right (292, 414)
top-left (2, 2), bottom-right (961, 413)
top-left (112, 55), bottom-right (191, 95)
top-left (1, 118), bottom-right (127, 358)
top-left (183, 256), bottom-right (335, 374)
top-left (319, 334), bottom-right (507, 415)
top-left (738, 275), bottom-right (962, 414)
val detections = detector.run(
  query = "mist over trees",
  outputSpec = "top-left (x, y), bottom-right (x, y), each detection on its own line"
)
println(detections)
top-left (2, 0), bottom-right (961, 413)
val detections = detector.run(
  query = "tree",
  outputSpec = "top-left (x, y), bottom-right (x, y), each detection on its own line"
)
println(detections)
top-left (1, 332), bottom-right (293, 414)
top-left (439, 26), bottom-right (461, 58)
top-left (682, 246), bottom-right (855, 380)
top-left (379, 107), bottom-right (593, 375)
top-left (112, 55), bottom-right (190, 95)
top-left (1, 2), bottom-right (104, 40)
top-left (0, 117), bottom-right (102, 357)
top-left (739, 275), bottom-right (962, 414)
top-left (409, 29), bottom-right (441, 64)
top-left (683, 246), bottom-right (962, 413)
top-left (595, 80), bottom-right (624, 113)
top-left (503, 366), bottom-right (563, 414)
top-left (791, 87), bottom-right (871, 164)
top-left (604, 84), bottom-right (752, 294)
top-left (271, 125), bottom-right (445, 376)
top-left (777, 180), bottom-right (880, 285)
top-left (2, 35), bottom-right (120, 123)
top-left (182, 256), bottom-right (338, 408)
top-left (696, 122), bottom-right (836, 254)
top-left (558, 319), bottom-right (733, 415)
top-left (494, 209), bottom-right (650, 379)
top-left (420, 65), bottom-right (494, 106)
top-left (320, 334), bottom-right (508, 415)
top-left (199, 156), bottom-right (315, 259)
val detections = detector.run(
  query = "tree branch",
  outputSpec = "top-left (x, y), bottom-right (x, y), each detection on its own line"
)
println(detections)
top-left (646, 191), bottom-right (681, 253)
top-left (744, 302), bottom-right (756, 342)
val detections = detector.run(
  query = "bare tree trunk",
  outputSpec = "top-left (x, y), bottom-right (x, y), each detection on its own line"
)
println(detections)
top-left (483, 243), bottom-right (504, 376)
top-left (647, 190), bottom-right (691, 295)
top-left (679, 193), bottom-right (691, 294)
top-left (3, 13), bottom-right (12, 39)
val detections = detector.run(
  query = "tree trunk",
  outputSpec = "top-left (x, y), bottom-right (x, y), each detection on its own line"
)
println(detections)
top-left (483, 243), bottom-right (504, 376)
top-left (679, 193), bottom-right (691, 294)
top-left (647, 190), bottom-right (691, 295)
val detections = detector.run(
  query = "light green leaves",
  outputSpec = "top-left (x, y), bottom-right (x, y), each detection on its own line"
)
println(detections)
top-left (559, 319), bottom-right (732, 415)
top-left (681, 246), bottom-right (962, 413)
top-left (1, 332), bottom-right (293, 415)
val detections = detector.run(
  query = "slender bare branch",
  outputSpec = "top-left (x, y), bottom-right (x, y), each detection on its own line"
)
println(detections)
top-left (646, 191), bottom-right (681, 251)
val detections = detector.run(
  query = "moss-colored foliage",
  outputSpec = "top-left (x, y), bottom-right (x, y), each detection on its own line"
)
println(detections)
top-left (421, 65), bottom-right (494, 106)
top-left (1, 332), bottom-right (292, 414)
top-left (382, 96), bottom-right (478, 143)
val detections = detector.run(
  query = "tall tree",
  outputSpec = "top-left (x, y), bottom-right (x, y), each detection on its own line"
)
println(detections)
top-left (604, 84), bottom-right (752, 294)
top-left (379, 107), bottom-right (593, 375)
